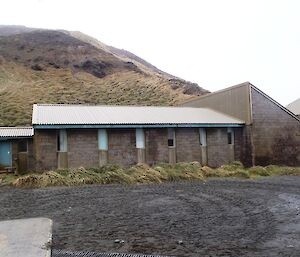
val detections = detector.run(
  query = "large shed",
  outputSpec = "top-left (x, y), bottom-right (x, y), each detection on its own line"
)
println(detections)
top-left (31, 105), bottom-right (244, 170)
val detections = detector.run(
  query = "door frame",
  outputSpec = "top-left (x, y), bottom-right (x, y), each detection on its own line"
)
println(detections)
top-left (0, 141), bottom-right (12, 168)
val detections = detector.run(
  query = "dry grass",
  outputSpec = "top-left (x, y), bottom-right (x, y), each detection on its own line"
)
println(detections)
top-left (0, 61), bottom-right (196, 126)
top-left (1, 162), bottom-right (299, 188)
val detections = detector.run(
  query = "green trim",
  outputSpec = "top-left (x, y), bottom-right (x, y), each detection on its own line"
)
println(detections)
top-left (0, 136), bottom-right (32, 141)
top-left (33, 124), bottom-right (244, 129)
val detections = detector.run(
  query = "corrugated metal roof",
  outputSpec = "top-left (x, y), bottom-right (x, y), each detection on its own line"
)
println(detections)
top-left (32, 104), bottom-right (245, 125)
top-left (0, 127), bottom-right (34, 138)
top-left (286, 98), bottom-right (300, 115)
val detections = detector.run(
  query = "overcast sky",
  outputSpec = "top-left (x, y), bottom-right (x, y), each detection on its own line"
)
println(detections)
top-left (1, 0), bottom-right (299, 105)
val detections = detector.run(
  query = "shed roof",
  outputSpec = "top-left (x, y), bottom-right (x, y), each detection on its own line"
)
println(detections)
top-left (32, 104), bottom-right (244, 126)
top-left (286, 98), bottom-right (300, 115)
top-left (0, 127), bottom-right (34, 138)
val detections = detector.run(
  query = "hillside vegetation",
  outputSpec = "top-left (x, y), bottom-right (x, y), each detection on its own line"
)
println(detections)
top-left (0, 26), bottom-right (208, 126)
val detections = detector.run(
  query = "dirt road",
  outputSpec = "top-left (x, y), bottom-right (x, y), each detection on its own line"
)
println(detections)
top-left (0, 176), bottom-right (299, 257)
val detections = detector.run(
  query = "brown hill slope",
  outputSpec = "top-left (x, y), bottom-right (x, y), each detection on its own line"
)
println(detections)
top-left (0, 26), bottom-right (208, 126)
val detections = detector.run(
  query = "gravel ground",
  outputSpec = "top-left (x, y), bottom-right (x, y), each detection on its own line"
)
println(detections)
top-left (0, 176), bottom-right (299, 257)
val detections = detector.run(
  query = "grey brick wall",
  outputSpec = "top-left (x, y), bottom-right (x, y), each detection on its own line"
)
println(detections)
top-left (176, 128), bottom-right (202, 163)
top-left (145, 128), bottom-right (169, 165)
top-left (34, 130), bottom-right (57, 171)
top-left (108, 129), bottom-right (137, 166)
top-left (68, 129), bottom-right (98, 168)
top-left (206, 128), bottom-right (233, 167)
top-left (32, 127), bottom-right (243, 171)
top-left (251, 88), bottom-right (300, 166)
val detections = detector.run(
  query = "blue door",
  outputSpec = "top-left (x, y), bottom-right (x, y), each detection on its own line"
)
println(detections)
top-left (0, 142), bottom-right (12, 167)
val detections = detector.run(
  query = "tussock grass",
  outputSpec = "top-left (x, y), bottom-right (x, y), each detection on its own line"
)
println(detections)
top-left (0, 61), bottom-right (197, 126)
top-left (1, 162), bottom-right (299, 188)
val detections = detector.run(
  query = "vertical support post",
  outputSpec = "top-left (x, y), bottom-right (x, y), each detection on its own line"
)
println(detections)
top-left (199, 128), bottom-right (208, 165)
top-left (57, 129), bottom-right (68, 169)
top-left (168, 128), bottom-right (176, 164)
top-left (98, 129), bottom-right (108, 166)
top-left (227, 127), bottom-right (235, 162)
top-left (136, 128), bottom-right (145, 163)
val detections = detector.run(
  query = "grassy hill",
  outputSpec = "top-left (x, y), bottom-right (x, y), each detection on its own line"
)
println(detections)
top-left (0, 26), bottom-right (208, 126)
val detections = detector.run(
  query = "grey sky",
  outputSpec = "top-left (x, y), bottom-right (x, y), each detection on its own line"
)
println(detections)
top-left (1, 0), bottom-right (299, 105)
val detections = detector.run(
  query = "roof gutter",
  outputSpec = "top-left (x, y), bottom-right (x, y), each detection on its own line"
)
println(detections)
top-left (33, 123), bottom-right (244, 129)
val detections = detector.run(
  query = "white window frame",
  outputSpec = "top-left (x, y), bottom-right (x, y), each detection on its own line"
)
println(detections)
top-left (199, 128), bottom-right (207, 146)
top-left (58, 129), bottom-right (68, 152)
top-left (136, 128), bottom-right (145, 149)
top-left (98, 129), bottom-right (108, 150)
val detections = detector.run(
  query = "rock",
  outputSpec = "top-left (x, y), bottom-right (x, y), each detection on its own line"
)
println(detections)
top-left (31, 63), bottom-right (45, 71)
top-left (114, 239), bottom-right (125, 244)
top-left (79, 59), bottom-right (107, 78)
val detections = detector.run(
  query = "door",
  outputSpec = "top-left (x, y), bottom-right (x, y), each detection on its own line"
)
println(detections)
top-left (0, 142), bottom-right (12, 168)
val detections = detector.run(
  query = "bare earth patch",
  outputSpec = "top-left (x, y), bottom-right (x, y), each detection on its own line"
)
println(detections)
top-left (0, 176), bottom-right (299, 257)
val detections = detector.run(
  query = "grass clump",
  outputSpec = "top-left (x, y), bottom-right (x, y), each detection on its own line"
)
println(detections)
top-left (248, 166), bottom-right (270, 176)
top-left (157, 162), bottom-right (204, 181)
top-left (265, 165), bottom-right (300, 176)
top-left (0, 162), bottom-right (299, 188)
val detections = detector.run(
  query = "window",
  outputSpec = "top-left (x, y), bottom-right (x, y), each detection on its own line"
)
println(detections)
top-left (136, 128), bottom-right (145, 149)
top-left (168, 128), bottom-right (176, 147)
top-left (18, 139), bottom-right (28, 152)
top-left (98, 129), bottom-right (108, 150)
top-left (57, 129), bottom-right (67, 152)
top-left (227, 128), bottom-right (234, 145)
top-left (199, 128), bottom-right (207, 146)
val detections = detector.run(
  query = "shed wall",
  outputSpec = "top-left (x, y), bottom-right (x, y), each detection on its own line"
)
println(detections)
top-left (145, 129), bottom-right (169, 165)
top-left (251, 88), bottom-right (300, 166)
top-left (34, 130), bottom-right (57, 171)
top-left (108, 129), bottom-right (137, 166)
top-left (176, 128), bottom-right (202, 163)
top-left (206, 128), bottom-right (234, 167)
top-left (32, 127), bottom-right (243, 171)
top-left (68, 129), bottom-right (98, 168)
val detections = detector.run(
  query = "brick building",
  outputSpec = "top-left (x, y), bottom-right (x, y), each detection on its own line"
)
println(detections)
top-left (31, 105), bottom-right (243, 171)
top-left (0, 82), bottom-right (299, 173)
top-left (181, 82), bottom-right (300, 166)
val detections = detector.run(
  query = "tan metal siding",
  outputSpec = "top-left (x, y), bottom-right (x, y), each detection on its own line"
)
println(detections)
top-left (181, 83), bottom-right (252, 125)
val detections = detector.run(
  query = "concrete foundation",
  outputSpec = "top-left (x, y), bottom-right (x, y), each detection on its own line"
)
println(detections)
top-left (99, 150), bottom-right (108, 166)
top-left (168, 148), bottom-right (176, 164)
top-left (58, 152), bottom-right (68, 169)
top-left (201, 146), bottom-right (208, 165)
top-left (137, 148), bottom-right (145, 163)
top-left (0, 218), bottom-right (52, 257)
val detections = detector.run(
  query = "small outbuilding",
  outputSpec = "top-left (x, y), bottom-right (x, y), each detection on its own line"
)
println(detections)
top-left (0, 127), bottom-right (34, 173)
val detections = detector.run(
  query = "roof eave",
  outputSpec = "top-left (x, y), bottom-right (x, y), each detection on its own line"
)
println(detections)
top-left (33, 123), bottom-right (245, 129)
